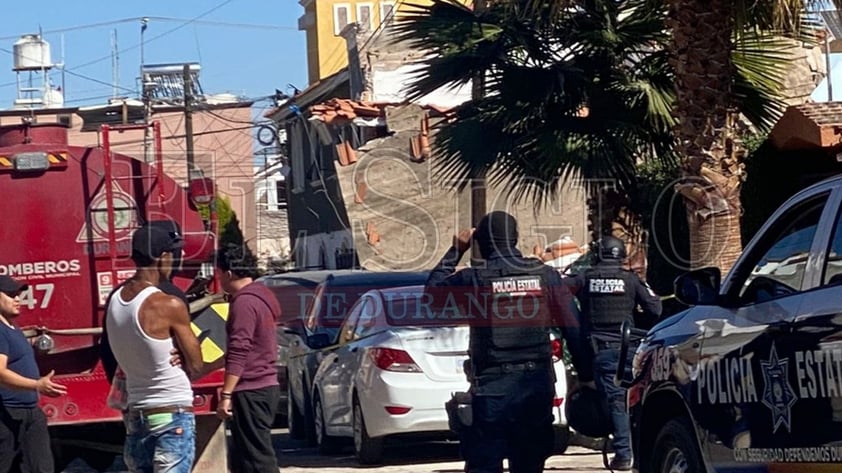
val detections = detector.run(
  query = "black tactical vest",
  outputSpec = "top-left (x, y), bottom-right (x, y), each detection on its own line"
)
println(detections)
top-left (581, 265), bottom-right (637, 333)
top-left (468, 261), bottom-right (552, 369)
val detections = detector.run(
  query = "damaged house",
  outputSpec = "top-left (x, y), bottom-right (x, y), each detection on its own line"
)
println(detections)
top-left (268, 22), bottom-right (589, 271)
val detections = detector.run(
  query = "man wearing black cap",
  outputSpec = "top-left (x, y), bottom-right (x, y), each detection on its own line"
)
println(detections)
top-left (425, 211), bottom-right (594, 473)
top-left (100, 220), bottom-right (190, 383)
top-left (106, 222), bottom-right (204, 473)
top-left (0, 275), bottom-right (67, 473)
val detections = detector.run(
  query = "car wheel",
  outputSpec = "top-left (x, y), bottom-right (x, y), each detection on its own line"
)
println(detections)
top-left (313, 394), bottom-right (341, 454)
top-left (651, 418), bottom-right (705, 473)
top-left (287, 380), bottom-right (305, 440)
top-left (353, 396), bottom-right (384, 465)
top-left (553, 425), bottom-right (570, 455)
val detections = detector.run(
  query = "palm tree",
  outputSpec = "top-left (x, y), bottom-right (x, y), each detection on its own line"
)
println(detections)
top-left (395, 0), bottom-right (816, 274)
top-left (668, 0), bottom-right (832, 271)
top-left (395, 0), bottom-right (677, 259)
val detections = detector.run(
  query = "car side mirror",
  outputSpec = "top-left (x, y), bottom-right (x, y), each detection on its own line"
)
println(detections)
top-left (307, 333), bottom-right (332, 349)
top-left (674, 267), bottom-right (721, 306)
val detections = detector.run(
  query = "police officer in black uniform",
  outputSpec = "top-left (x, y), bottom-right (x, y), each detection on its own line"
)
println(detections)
top-left (426, 211), bottom-right (594, 473)
top-left (567, 235), bottom-right (661, 471)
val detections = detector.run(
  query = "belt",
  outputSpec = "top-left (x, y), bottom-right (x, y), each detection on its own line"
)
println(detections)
top-left (125, 405), bottom-right (194, 416)
top-left (477, 360), bottom-right (548, 376)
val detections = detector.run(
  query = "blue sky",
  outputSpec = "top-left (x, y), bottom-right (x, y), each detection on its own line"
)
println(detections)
top-left (0, 1), bottom-right (307, 114)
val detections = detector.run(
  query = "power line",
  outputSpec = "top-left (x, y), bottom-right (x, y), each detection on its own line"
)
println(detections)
top-left (68, 0), bottom-right (235, 73)
top-left (0, 18), bottom-right (141, 41)
top-left (145, 17), bottom-right (297, 31)
top-left (0, 17), bottom-right (295, 42)
top-left (0, 47), bottom-right (135, 94)
top-left (63, 69), bottom-right (135, 93)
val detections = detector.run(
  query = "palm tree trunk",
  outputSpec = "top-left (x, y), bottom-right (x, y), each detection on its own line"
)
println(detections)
top-left (668, 0), bottom-right (745, 273)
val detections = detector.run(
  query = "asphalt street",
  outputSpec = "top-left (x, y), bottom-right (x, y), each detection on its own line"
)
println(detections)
top-left (62, 429), bottom-right (609, 472)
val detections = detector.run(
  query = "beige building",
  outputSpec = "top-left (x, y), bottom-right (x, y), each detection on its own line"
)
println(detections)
top-left (269, 22), bottom-right (588, 271)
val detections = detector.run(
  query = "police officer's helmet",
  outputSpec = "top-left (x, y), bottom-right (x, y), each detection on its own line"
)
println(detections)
top-left (595, 235), bottom-right (627, 261)
top-left (565, 385), bottom-right (613, 438)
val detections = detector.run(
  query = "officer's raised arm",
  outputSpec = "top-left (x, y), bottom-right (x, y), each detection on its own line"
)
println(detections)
top-left (426, 228), bottom-right (475, 288)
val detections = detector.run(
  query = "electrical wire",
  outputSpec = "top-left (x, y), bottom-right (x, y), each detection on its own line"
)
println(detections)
top-left (68, 0), bottom-right (235, 73)
top-left (145, 17), bottom-right (297, 31)
top-left (0, 47), bottom-right (136, 95)
top-left (62, 69), bottom-right (136, 93)
top-left (0, 18), bottom-right (142, 41)
top-left (0, 17), bottom-right (296, 43)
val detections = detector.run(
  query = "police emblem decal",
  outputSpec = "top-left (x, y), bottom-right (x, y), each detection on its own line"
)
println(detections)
top-left (760, 344), bottom-right (797, 434)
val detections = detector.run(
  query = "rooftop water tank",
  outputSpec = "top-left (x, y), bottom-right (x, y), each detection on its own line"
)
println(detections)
top-left (13, 34), bottom-right (52, 71)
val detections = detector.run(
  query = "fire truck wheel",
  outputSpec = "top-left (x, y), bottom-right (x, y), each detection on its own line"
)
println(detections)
top-left (651, 418), bottom-right (705, 473)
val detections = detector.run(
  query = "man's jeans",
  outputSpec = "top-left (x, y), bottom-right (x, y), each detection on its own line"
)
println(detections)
top-left (594, 349), bottom-right (632, 461)
top-left (123, 409), bottom-right (195, 473)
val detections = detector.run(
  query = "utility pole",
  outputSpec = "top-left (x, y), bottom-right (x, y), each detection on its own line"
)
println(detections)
top-left (826, 28), bottom-right (834, 101)
top-left (111, 29), bottom-right (119, 99)
top-left (141, 18), bottom-right (150, 163)
top-left (183, 64), bottom-right (195, 177)
top-left (470, 0), bottom-right (487, 264)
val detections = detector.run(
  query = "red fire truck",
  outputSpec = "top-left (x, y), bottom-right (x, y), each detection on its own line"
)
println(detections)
top-left (0, 120), bottom-right (227, 471)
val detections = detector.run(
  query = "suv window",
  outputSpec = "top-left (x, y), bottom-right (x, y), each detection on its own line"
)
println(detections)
top-left (731, 193), bottom-right (828, 305)
top-left (823, 205), bottom-right (842, 287)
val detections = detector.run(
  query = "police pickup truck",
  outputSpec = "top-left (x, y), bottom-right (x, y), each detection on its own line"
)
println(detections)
top-left (617, 174), bottom-right (842, 472)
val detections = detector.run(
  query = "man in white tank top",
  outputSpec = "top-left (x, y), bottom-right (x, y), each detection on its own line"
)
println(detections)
top-left (106, 222), bottom-right (204, 473)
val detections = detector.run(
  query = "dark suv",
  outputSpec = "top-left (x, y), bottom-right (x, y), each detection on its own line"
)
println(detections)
top-left (621, 175), bottom-right (842, 472)
top-left (285, 270), bottom-right (429, 444)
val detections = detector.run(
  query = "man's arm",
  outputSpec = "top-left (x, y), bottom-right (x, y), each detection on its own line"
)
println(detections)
top-left (427, 229), bottom-right (474, 288)
top-left (545, 269), bottom-right (594, 383)
top-left (633, 277), bottom-right (662, 318)
top-left (216, 297), bottom-right (261, 419)
top-left (0, 355), bottom-right (66, 397)
top-left (223, 298), bottom-right (260, 387)
top-left (160, 296), bottom-right (204, 379)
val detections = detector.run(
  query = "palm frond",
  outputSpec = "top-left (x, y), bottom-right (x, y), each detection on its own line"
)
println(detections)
top-left (732, 31), bottom-right (794, 131)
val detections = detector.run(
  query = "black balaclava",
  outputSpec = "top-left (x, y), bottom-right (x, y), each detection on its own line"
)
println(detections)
top-left (474, 211), bottom-right (519, 259)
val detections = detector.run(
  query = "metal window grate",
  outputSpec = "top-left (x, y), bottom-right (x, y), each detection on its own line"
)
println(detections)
top-left (141, 63), bottom-right (203, 102)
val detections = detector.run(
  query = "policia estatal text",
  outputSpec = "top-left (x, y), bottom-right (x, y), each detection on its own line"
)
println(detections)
top-left (425, 212), bottom-right (594, 473)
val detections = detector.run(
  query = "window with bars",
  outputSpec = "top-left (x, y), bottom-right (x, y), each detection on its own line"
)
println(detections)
top-left (380, 1), bottom-right (396, 24)
top-left (275, 180), bottom-right (288, 210)
top-left (334, 3), bottom-right (351, 35)
top-left (357, 3), bottom-right (374, 30)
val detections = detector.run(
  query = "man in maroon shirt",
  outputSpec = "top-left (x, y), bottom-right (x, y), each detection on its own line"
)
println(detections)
top-left (214, 244), bottom-right (281, 473)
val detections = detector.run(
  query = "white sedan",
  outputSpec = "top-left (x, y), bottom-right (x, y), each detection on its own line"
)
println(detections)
top-left (311, 285), bottom-right (571, 464)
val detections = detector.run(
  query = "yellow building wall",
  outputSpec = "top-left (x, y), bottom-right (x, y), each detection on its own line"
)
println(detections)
top-left (303, 0), bottom-right (466, 84)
